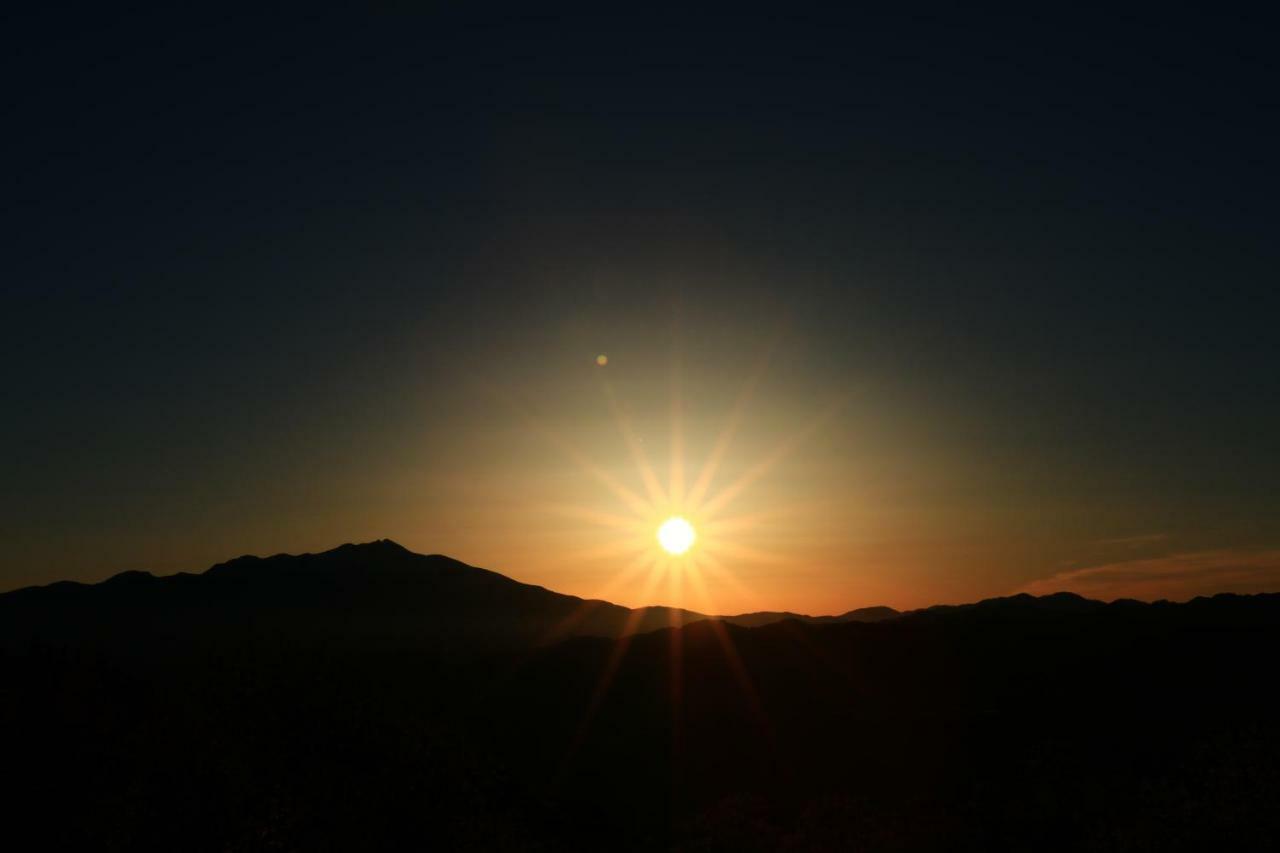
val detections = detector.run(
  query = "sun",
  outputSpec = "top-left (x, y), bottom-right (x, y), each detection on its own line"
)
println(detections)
top-left (657, 516), bottom-right (696, 555)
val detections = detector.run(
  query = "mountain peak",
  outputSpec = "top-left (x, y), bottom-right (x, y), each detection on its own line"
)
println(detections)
top-left (334, 539), bottom-right (410, 554)
top-left (102, 570), bottom-right (156, 586)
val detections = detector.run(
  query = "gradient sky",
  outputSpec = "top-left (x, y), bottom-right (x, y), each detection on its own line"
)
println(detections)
top-left (5, 9), bottom-right (1278, 612)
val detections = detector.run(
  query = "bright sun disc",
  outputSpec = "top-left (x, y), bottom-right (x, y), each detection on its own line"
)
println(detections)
top-left (657, 516), bottom-right (696, 555)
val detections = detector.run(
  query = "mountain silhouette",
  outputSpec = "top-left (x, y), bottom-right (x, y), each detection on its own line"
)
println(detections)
top-left (4, 541), bottom-right (1278, 851)
top-left (0, 540), bottom-right (895, 656)
top-left (718, 605), bottom-right (900, 628)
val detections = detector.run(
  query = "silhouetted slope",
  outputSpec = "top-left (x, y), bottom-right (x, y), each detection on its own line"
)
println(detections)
top-left (898, 590), bottom-right (1109, 624)
top-left (4, 543), bottom-right (1278, 850)
top-left (719, 605), bottom-right (900, 628)
top-left (0, 541), bottom-right (897, 655)
top-left (0, 540), bottom-right (717, 654)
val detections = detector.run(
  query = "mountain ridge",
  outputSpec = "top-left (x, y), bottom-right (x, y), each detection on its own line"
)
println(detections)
top-left (6, 540), bottom-right (1275, 656)
top-left (1, 539), bottom-right (899, 635)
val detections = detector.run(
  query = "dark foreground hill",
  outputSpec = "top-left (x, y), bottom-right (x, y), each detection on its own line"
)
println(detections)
top-left (3, 542), bottom-right (1278, 851)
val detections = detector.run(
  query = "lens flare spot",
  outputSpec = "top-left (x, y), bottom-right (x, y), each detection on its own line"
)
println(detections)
top-left (596, 354), bottom-right (609, 366)
top-left (657, 516), bottom-right (696, 555)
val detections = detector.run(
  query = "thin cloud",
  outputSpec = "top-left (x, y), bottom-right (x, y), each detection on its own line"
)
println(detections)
top-left (1091, 533), bottom-right (1169, 548)
top-left (1022, 549), bottom-right (1280, 602)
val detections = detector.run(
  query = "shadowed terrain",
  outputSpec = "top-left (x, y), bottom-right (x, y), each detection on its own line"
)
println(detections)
top-left (4, 542), bottom-right (1278, 850)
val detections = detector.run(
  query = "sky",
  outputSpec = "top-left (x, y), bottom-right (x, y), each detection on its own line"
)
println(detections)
top-left (4, 9), bottom-right (1278, 613)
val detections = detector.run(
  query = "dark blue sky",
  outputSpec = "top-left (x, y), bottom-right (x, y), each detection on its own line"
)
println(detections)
top-left (4, 8), bottom-right (1277, 607)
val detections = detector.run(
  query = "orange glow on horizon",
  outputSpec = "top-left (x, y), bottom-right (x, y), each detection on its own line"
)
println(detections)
top-left (492, 333), bottom-right (849, 621)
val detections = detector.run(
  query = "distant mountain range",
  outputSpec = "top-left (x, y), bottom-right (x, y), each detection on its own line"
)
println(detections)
top-left (9, 539), bottom-right (1268, 655)
top-left (0, 540), bottom-right (900, 653)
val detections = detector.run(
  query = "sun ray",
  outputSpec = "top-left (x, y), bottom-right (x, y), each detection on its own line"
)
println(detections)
top-left (684, 376), bottom-right (757, 512)
top-left (680, 554), bottom-right (722, 616)
top-left (671, 563), bottom-right (774, 748)
top-left (666, 558), bottom-right (684, 623)
top-left (695, 551), bottom-right (768, 613)
top-left (521, 414), bottom-right (655, 518)
top-left (701, 503), bottom-right (826, 536)
top-left (667, 592), bottom-right (685, 759)
top-left (601, 379), bottom-right (668, 509)
top-left (700, 539), bottom-right (788, 565)
top-left (669, 351), bottom-right (686, 508)
top-left (556, 442), bottom-right (655, 519)
top-left (557, 554), bottom-right (669, 775)
top-left (560, 538), bottom-right (650, 563)
top-left (705, 618), bottom-right (771, 732)
top-left (490, 385), bottom-right (657, 520)
top-left (698, 394), bottom-right (848, 518)
top-left (664, 559), bottom-right (687, 770)
top-left (539, 503), bottom-right (647, 532)
top-left (587, 548), bottom-right (668, 604)
top-left (540, 549), bottom-right (657, 644)
top-left (683, 331), bottom-right (784, 511)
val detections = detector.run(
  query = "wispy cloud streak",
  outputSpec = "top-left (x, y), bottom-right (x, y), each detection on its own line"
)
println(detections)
top-left (1022, 549), bottom-right (1280, 601)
